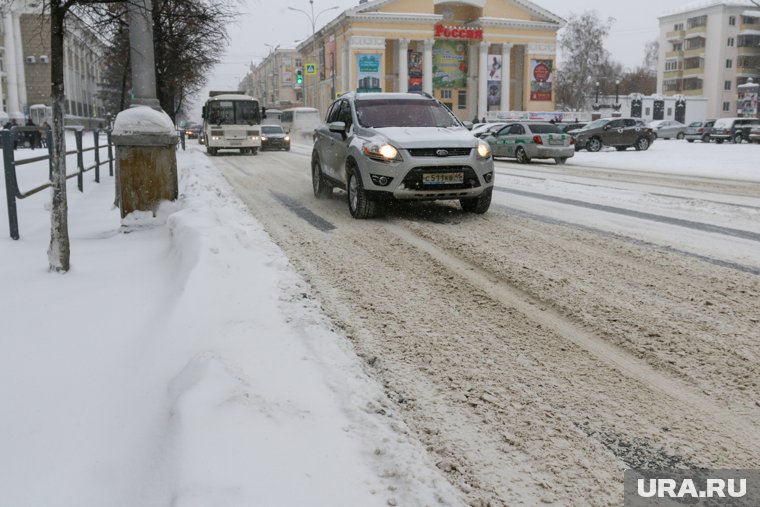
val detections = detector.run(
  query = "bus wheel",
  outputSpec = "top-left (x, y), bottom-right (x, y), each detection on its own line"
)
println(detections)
top-left (252, 148), bottom-right (258, 156)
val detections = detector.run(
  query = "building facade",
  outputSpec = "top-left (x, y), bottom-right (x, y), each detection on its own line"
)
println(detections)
top-left (0, 0), bottom-right (105, 121)
top-left (287, 0), bottom-right (563, 121)
top-left (657, 1), bottom-right (760, 119)
top-left (241, 48), bottom-right (303, 110)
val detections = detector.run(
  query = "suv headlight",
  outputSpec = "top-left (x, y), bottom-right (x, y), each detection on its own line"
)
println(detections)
top-left (362, 143), bottom-right (402, 162)
top-left (476, 141), bottom-right (492, 160)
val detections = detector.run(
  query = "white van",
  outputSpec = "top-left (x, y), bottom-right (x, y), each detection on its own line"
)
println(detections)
top-left (280, 107), bottom-right (320, 140)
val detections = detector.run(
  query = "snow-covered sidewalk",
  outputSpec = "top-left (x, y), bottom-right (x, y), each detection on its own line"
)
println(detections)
top-left (0, 145), bottom-right (461, 506)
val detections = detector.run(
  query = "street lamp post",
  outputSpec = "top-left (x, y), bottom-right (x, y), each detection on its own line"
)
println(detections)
top-left (615, 79), bottom-right (620, 105)
top-left (595, 81), bottom-right (600, 105)
top-left (288, 0), bottom-right (339, 109)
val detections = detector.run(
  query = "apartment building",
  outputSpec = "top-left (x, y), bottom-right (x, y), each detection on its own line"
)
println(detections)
top-left (658, 0), bottom-right (760, 118)
top-left (0, 0), bottom-right (105, 121)
top-left (241, 48), bottom-right (303, 110)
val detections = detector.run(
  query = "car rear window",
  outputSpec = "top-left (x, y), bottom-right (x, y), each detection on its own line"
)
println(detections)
top-left (688, 122), bottom-right (702, 127)
top-left (528, 124), bottom-right (561, 134)
top-left (713, 119), bottom-right (733, 128)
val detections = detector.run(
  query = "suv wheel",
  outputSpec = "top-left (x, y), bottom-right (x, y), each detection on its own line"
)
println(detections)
top-left (733, 132), bottom-right (743, 144)
top-left (460, 188), bottom-right (492, 214)
top-left (347, 167), bottom-right (376, 219)
top-left (634, 137), bottom-right (650, 151)
top-left (312, 156), bottom-right (333, 199)
top-left (587, 137), bottom-right (602, 152)
top-left (515, 147), bottom-right (530, 164)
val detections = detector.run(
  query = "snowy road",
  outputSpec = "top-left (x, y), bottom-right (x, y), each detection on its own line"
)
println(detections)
top-left (210, 143), bottom-right (760, 506)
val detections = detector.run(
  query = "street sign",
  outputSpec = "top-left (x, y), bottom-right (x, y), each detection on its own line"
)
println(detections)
top-left (305, 64), bottom-right (317, 75)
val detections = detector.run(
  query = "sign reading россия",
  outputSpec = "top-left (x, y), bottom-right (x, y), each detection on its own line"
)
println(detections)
top-left (434, 25), bottom-right (483, 40)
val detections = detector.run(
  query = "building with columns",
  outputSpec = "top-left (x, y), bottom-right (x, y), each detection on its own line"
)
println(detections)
top-left (0, 0), bottom-right (105, 122)
top-left (293, 0), bottom-right (563, 121)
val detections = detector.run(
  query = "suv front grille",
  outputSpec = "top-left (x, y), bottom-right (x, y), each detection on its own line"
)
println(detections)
top-left (407, 147), bottom-right (472, 157)
top-left (402, 166), bottom-right (481, 191)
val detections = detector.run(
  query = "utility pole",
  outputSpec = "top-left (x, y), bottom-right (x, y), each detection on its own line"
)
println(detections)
top-left (127, 0), bottom-right (160, 110)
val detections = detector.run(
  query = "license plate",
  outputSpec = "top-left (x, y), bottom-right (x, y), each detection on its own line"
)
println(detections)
top-left (230, 141), bottom-right (242, 145)
top-left (549, 139), bottom-right (564, 145)
top-left (423, 172), bottom-right (464, 185)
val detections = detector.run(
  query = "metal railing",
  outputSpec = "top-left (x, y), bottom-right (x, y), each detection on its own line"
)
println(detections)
top-left (2, 126), bottom-right (114, 240)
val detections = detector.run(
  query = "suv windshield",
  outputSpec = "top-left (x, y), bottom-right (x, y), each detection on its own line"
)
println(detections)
top-left (355, 99), bottom-right (460, 128)
top-left (261, 126), bottom-right (284, 134)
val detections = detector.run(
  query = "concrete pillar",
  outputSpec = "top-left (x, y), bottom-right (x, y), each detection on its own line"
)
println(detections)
top-left (468, 42), bottom-right (478, 120)
top-left (343, 41), bottom-right (351, 94)
top-left (423, 39), bottom-right (433, 95)
top-left (398, 39), bottom-right (409, 93)
top-left (127, 0), bottom-right (160, 109)
top-left (13, 12), bottom-right (27, 112)
top-left (3, 11), bottom-right (20, 116)
top-left (477, 41), bottom-right (488, 121)
top-left (500, 43), bottom-right (512, 112)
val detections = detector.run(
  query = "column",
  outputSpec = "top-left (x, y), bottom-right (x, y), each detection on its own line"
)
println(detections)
top-left (398, 39), bottom-right (409, 93)
top-left (500, 43), bottom-right (512, 112)
top-left (14, 12), bottom-right (27, 112)
top-left (468, 42), bottom-right (478, 121)
top-left (477, 41), bottom-right (488, 121)
top-left (343, 41), bottom-right (351, 94)
top-left (423, 39), bottom-right (433, 95)
top-left (3, 11), bottom-right (20, 116)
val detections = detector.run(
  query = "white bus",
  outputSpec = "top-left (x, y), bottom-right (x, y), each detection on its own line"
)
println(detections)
top-left (280, 107), bottom-right (320, 140)
top-left (202, 92), bottom-right (265, 156)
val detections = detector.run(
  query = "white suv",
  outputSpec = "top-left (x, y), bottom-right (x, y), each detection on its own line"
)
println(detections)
top-left (311, 92), bottom-right (495, 218)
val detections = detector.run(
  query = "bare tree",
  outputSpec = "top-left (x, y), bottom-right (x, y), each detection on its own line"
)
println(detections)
top-left (643, 39), bottom-right (659, 74)
top-left (555, 11), bottom-right (615, 109)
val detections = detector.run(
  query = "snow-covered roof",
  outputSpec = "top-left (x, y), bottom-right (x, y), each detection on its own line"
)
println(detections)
top-left (660, 0), bottom-right (758, 17)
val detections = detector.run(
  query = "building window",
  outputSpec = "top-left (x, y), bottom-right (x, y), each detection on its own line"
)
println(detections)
top-left (723, 102), bottom-right (730, 111)
top-left (457, 90), bottom-right (467, 109)
top-left (729, 16), bottom-right (736, 26)
top-left (727, 37), bottom-right (734, 47)
top-left (295, 58), bottom-right (302, 67)
top-left (672, 42), bottom-right (683, 51)
top-left (440, 89), bottom-right (452, 99)
top-left (725, 80), bottom-right (732, 90)
top-left (674, 23), bottom-right (684, 31)
top-left (665, 60), bottom-right (681, 71)
top-left (743, 16), bottom-right (759, 25)
top-left (726, 59), bottom-right (733, 68)
top-left (687, 15), bottom-right (707, 29)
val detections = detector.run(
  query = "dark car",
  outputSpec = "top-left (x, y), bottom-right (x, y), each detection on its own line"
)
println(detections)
top-left (260, 125), bottom-right (290, 151)
top-left (557, 122), bottom-right (587, 133)
top-left (571, 117), bottom-right (654, 152)
top-left (684, 120), bottom-right (715, 143)
top-left (184, 124), bottom-right (202, 139)
top-left (710, 117), bottom-right (760, 144)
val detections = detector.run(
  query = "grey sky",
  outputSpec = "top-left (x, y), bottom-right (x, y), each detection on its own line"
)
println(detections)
top-left (191, 0), bottom-right (685, 120)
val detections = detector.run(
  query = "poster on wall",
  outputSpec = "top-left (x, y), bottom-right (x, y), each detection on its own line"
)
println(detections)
top-left (530, 59), bottom-right (553, 101)
top-left (408, 50), bottom-right (423, 92)
top-left (488, 54), bottom-right (502, 81)
top-left (282, 70), bottom-right (293, 87)
top-left (356, 53), bottom-right (382, 93)
top-left (487, 81), bottom-right (501, 106)
top-left (432, 40), bottom-right (468, 89)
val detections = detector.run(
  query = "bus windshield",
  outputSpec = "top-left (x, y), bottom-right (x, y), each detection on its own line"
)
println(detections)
top-left (207, 100), bottom-right (260, 125)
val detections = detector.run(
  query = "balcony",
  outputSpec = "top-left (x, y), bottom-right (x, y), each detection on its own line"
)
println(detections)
top-left (683, 47), bottom-right (706, 58)
top-left (682, 67), bottom-right (704, 77)
top-left (666, 29), bottom-right (685, 40)
top-left (681, 88), bottom-right (704, 96)
top-left (665, 50), bottom-right (684, 58)
top-left (685, 24), bottom-right (707, 36)
top-left (664, 70), bottom-right (683, 79)
top-left (737, 46), bottom-right (760, 56)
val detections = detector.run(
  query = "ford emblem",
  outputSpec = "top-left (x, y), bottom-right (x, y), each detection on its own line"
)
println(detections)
top-left (436, 149), bottom-right (449, 157)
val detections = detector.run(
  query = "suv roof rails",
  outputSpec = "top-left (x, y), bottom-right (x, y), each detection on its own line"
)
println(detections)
top-left (410, 91), bottom-right (434, 99)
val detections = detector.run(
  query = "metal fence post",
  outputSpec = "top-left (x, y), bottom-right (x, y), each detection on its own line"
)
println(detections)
top-left (75, 129), bottom-right (84, 192)
top-left (107, 130), bottom-right (114, 177)
top-left (93, 130), bottom-right (100, 183)
top-left (2, 130), bottom-right (20, 240)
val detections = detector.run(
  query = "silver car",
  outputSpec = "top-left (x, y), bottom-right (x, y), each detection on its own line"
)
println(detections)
top-left (311, 92), bottom-right (495, 218)
top-left (684, 120), bottom-right (715, 143)
top-left (648, 120), bottom-right (687, 140)
top-left (485, 121), bottom-right (575, 164)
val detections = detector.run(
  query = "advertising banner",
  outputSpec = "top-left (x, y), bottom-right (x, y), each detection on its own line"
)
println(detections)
top-left (488, 81), bottom-right (500, 106)
top-left (529, 59), bottom-right (553, 101)
top-left (408, 51), bottom-right (423, 92)
top-left (432, 40), bottom-right (468, 89)
top-left (488, 54), bottom-right (502, 81)
top-left (356, 53), bottom-right (382, 93)
top-left (282, 70), bottom-right (293, 88)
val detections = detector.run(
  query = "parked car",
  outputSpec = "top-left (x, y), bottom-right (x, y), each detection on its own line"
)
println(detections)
top-left (471, 122), bottom-right (509, 139)
top-left (684, 120), bottom-right (715, 143)
top-left (749, 124), bottom-right (760, 144)
top-left (571, 117), bottom-right (654, 152)
top-left (184, 124), bottom-right (202, 139)
top-left (485, 121), bottom-right (574, 164)
top-left (710, 117), bottom-right (760, 144)
top-left (260, 124), bottom-right (290, 151)
top-left (311, 92), bottom-right (494, 218)
top-left (648, 120), bottom-right (687, 140)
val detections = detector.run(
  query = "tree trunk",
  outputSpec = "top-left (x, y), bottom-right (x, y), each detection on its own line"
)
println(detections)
top-left (48, 0), bottom-right (70, 272)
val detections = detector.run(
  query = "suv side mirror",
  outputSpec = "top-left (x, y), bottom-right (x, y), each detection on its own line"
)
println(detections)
top-left (603, 125), bottom-right (610, 131)
top-left (328, 121), bottom-right (346, 133)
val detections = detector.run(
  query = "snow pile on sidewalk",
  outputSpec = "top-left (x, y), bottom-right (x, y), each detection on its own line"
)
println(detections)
top-left (0, 147), bottom-right (462, 506)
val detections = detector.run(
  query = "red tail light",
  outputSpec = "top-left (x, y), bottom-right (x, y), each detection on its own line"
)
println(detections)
top-left (698, 128), bottom-right (704, 133)
top-left (533, 135), bottom-right (543, 145)
top-left (570, 136), bottom-right (575, 145)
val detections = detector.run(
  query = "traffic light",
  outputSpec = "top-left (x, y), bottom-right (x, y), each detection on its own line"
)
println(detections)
top-left (296, 69), bottom-right (303, 85)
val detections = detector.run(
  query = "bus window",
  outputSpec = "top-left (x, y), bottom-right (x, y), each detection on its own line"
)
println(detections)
top-left (238, 101), bottom-right (260, 125)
